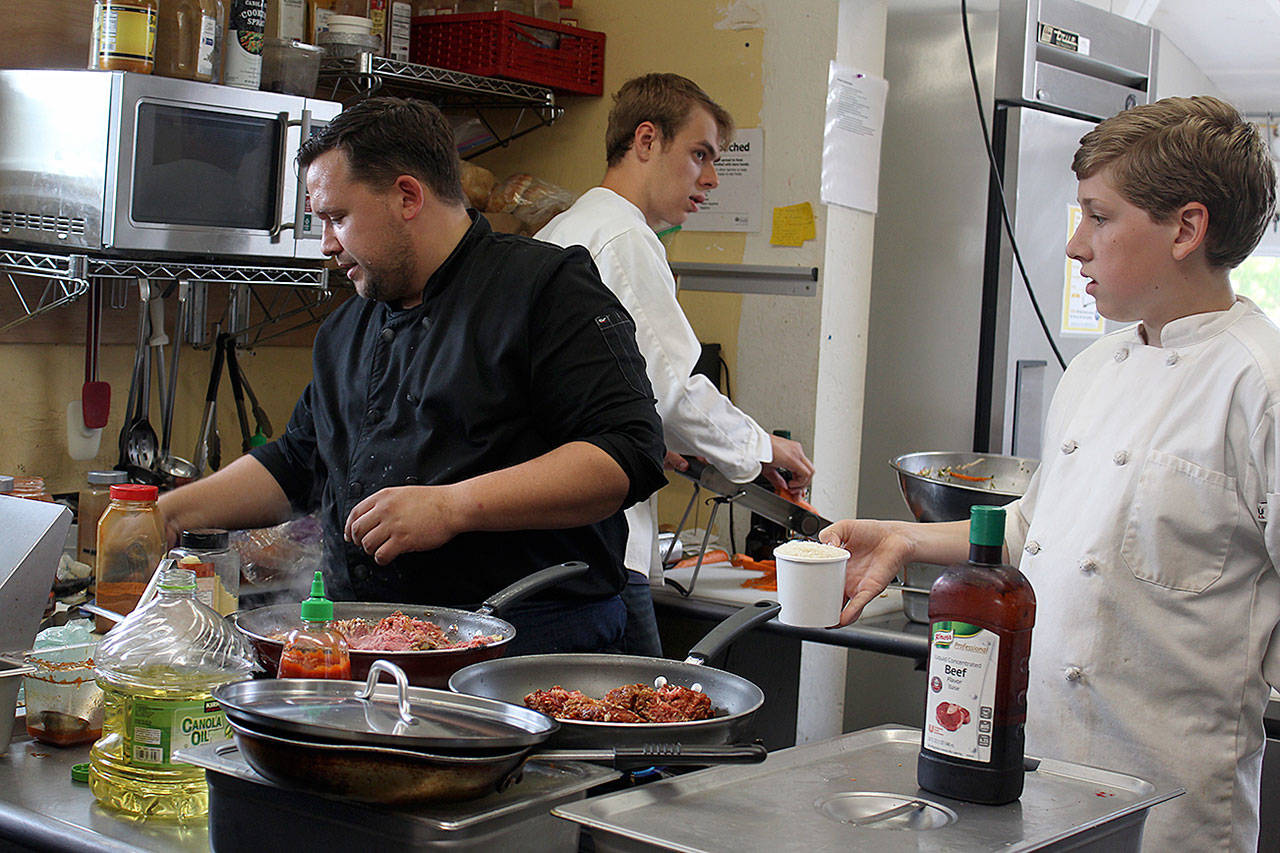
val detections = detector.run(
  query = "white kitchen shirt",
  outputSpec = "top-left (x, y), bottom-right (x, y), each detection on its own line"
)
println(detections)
top-left (1003, 297), bottom-right (1280, 851)
top-left (537, 188), bottom-right (772, 578)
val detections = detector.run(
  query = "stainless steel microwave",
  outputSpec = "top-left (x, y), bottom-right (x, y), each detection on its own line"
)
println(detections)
top-left (0, 69), bottom-right (341, 261)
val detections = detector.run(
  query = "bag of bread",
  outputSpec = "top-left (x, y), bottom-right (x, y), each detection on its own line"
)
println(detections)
top-left (487, 173), bottom-right (575, 235)
top-left (460, 163), bottom-right (496, 211)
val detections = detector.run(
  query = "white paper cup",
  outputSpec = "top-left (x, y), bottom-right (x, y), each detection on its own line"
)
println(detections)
top-left (773, 540), bottom-right (850, 627)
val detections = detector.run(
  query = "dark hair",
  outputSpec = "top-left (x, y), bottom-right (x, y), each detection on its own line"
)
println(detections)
top-left (605, 73), bottom-right (734, 167)
top-left (1072, 96), bottom-right (1277, 268)
top-left (298, 96), bottom-right (465, 205)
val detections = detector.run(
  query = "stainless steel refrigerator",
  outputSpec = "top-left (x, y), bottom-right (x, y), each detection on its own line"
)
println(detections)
top-left (856, 0), bottom-right (1157, 520)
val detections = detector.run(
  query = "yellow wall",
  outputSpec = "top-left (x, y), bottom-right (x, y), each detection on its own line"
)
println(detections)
top-left (0, 1), bottom-right (786, 537)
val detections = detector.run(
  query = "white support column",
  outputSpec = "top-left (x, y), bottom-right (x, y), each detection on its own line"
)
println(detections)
top-left (795, 0), bottom-right (889, 746)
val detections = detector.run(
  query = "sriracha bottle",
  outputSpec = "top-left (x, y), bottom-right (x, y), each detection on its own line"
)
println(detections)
top-left (918, 505), bottom-right (1035, 804)
top-left (278, 572), bottom-right (351, 679)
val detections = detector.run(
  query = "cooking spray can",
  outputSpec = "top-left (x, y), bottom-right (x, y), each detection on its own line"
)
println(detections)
top-left (223, 0), bottom-right (266, 89)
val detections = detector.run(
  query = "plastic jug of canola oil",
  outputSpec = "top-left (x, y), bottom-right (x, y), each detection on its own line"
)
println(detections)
top-left (89, 564), bottom-right (258, 820)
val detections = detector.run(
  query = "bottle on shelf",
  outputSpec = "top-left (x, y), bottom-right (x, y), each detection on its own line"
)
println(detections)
top-left (154, 0), bottom-right (220, 81)
top-left (167, 529), bottom-right (240, 616)
top-left (91, 0), bottom-right (160, 73)
top-left (223, 0), bottom-right (267, 89)
top-left (277, 571), bottom-right (351, 679)
top-left (917, 504), bottom-right (1036, 805)
top-left (78, 470), bottom-right (129, 571)
top-left (89, 563), bottom-right (258, 820)
top-left (94, 484), bottom-right (167, 634)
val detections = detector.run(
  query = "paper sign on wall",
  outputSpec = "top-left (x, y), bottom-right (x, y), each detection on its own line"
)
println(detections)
top-left (820, 62), bottom-right (888, 214)
top-left (682, 127), bottom-right (763, 232)
top-left (1062, 204), bottom-right (1104, 335)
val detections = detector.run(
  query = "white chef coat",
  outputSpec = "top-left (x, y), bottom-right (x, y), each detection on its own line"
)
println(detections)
top-left (1003, 297), bottom-right (1280, 852)
top-left (537, 188), bottom-right (772, 578)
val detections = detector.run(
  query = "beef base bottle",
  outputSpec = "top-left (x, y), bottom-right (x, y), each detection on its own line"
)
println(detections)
top-left (918, 504), bottom-right (1035, 805)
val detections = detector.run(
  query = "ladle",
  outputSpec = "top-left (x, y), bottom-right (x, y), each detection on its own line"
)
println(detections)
top-left (156, 281), bottom-right (199, 485)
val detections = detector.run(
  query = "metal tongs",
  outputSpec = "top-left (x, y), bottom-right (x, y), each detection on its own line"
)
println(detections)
top-left (667, 457), bottom-right (833, 596)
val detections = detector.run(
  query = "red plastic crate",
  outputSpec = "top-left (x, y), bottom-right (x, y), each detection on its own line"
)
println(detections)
top-left (411, 12), bottom-right (605, 96)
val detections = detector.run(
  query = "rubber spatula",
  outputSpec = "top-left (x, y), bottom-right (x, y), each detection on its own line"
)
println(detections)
top-left (82, 282), bottom-right (110, 428)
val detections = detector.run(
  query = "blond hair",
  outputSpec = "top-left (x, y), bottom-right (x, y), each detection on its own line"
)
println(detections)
top-left (605, 73), bottom-right (734, 167)
top-left (1072, 96), bottom-right (1276, 268)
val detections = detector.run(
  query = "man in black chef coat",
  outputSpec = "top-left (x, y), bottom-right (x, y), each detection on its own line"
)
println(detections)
top-left (159, 97), bottom-right (667, 654)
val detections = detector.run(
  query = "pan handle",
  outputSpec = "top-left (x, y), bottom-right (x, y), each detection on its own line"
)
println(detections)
top-left (540, 743), bottom-right (768, 769)
top-left (684, 600), bottom-right (781, 667)
top-left (476, 561), bottom-right (591, 617)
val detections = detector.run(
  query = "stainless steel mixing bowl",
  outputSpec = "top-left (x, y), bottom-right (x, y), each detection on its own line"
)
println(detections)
top-left (890, 451), bottom-right (1038, 523)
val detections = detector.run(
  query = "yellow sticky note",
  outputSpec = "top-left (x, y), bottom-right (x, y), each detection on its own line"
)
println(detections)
top-left (771, 202), bottom-right (816, 246)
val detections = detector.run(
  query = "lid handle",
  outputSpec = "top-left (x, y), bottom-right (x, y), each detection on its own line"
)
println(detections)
top-left (355, 659), bottom-right (415, 727)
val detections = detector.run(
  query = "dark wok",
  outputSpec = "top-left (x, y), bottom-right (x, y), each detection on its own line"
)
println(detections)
top-left (449, 601), bottom-right (781, 748)
top-left (230, 561), bottom-right (587, 687)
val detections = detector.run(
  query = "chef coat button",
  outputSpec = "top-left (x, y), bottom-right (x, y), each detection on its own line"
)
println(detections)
top-left (350, 480), bottom-right (362, 493)
top-left (1061, 439), bottom-right (1078, 454)
top-left (352, 565), bottom-right (369, 581)
top-left (380, 327), bottom-right (395, 343)
top-left (1113, 450), bottom-right (1129, 466)
top-left (1114, 348), bottom-right (1128, 362)
top-left (405, 475), bottom-right (419, 485)
top-left (1079, 558), bottom-right (1097, 574)
top-left (421, 315), bottom-right (431, 329)
top-left (405, 392), bottom-right (417, 404)
top-left (1024, 540), bottom-right (1041, 555)
top-left (368, 408), bottom-right (382, 422)
top-left (1166, 351), bottom-right (1179, 366)
top-left (1064, 665), bottom-right (1083, 682)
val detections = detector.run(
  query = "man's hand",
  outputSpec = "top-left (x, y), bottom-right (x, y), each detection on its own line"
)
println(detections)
top-left (664, 450), bottom-right (690, 472)
top-left (344, 485), bottom-right (461, 565)
top-left (762, 434), bottom-right (815, 498)
top-left (819, 519), bottom-right (914, 625)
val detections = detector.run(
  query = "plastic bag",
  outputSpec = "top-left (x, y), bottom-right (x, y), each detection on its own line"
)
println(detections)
top-left (231, 515), bottom-right (324, 586)
top-left (487, 173), bottom-right (575, 235)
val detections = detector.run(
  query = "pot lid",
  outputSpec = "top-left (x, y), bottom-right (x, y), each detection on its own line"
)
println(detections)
top-left (213, 660), bottom-right (557, 752)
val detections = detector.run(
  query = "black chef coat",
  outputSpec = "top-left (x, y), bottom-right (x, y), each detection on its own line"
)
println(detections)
top-left (251, 213), bottom-right (666, 605)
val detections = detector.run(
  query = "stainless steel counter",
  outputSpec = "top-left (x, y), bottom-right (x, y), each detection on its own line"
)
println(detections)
top-left (0, 735), bottom-right (209, 852)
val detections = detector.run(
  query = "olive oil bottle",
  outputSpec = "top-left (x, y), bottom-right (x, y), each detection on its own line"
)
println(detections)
top-left (918, 505), bottom-right (1035, 804)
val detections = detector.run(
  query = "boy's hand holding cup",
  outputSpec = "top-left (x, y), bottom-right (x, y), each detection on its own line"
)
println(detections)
top-left (773, 539), bottom-right (850, 627)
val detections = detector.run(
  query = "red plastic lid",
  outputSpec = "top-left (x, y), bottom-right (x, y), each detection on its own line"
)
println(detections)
top-left (109, 484), bottom-right (159, 501)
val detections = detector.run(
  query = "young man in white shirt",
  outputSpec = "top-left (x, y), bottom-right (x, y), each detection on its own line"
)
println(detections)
top-left (822, 96), bottom-right (1279, 851)
top-left (538, 74), bottom-right (815, 656)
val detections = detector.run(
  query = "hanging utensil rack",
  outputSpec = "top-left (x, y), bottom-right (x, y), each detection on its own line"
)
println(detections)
top-left (0, 248), bottom-right (337, 344)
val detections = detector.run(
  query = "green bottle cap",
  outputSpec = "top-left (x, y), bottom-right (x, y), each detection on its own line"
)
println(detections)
top-left (299, 571), bottom-right (334, 622)
top-left (71, 763), bottom-right (90, 784)
top-left (969, 504), bottom-right (1006, 548)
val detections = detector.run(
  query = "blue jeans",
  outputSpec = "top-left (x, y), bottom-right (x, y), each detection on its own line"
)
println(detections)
top-left (619, 571), bottom-right (663, 657)
top-left (501, 594), bottom-right (626, 655)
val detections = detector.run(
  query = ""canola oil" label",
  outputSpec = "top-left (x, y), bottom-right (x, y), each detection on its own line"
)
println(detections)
top-left (127, 697), bottom-right (229, 767)
top-left (923, 620), bottom-right (999, 762)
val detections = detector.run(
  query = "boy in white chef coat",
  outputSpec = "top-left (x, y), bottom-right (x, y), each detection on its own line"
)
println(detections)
top-left (537, 73), bottom-right (815, 656)
top-left (822, 96), bottom-right (1278, 851)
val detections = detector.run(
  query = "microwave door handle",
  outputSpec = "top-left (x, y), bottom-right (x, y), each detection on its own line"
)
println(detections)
top-left (270, 109), bottom-right (310, 239)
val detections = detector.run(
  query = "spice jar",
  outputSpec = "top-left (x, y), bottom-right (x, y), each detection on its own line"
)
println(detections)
top-left (78, 471), bottom-right (129, 572)
top-left (11, 476), bottom-right (53, 502)
top-left (94, 484), bottom-right (166, 634)
top-left (91, 0), bottom-right (160, 73)
top-left (168, 529), bottom-right (240, 616)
